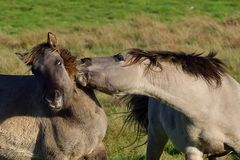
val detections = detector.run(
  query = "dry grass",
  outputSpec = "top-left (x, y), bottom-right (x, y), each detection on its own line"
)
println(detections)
top-left (1, 16), bottom-right (240, 79)
top-left (0, 16), bottom-right (240, 159)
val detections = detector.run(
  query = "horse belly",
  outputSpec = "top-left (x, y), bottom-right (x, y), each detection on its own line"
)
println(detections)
top-left (156, 104), bottom-right (226, 154)
top-left (0, 116), bottom-right (39, 158)
top-left (162, 116), bottom-right (226, 154)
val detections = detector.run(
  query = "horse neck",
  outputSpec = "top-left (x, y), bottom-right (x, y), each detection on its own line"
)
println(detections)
top-left (64, 85), bottom-right (100, 122)
top-left (137, 62), bottom-right (212, 119)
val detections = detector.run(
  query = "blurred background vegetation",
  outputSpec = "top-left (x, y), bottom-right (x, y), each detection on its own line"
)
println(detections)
top-left (0, 0), bottom-right (240, 159)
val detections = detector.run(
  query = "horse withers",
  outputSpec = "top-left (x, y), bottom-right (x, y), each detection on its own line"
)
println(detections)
top-left (0, 33), bottom-right (107, 160)
top-left (78, 48), bottom-right (240, 160)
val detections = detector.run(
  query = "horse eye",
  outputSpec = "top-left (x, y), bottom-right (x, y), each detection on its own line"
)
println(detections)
top-left (114, 54), bottom-right (125, 62)
top-left (56, 60), bottom-right (62, 66)
top-left (31, 67), bottom-right (38, 74)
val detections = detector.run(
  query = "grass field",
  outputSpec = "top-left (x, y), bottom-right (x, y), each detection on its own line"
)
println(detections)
top-left (1, 0), bottom-right (240, 34)
top-left (0, 1), bottom-right (240, 159)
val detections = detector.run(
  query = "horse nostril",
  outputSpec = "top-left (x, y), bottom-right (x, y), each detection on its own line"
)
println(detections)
top-left (80, 58), bottom-right (91, 65)
top-left (45, 97), bottom-right (52, 104)
top-left (54, 90), bottom-right (61, 99)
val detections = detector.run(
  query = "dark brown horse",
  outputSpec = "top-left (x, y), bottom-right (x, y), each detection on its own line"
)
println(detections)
top-left (0, 33), bottom-right (107, 160)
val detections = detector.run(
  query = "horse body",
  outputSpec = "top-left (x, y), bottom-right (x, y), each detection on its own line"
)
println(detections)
top-left (0, 84), bottom-right (107, 160)
top-left (0, 83), bottom-right (107, 159)
top-left (79, 48), bottom-right (240, 159)
top-left (126, 95), bottom-right (231, 159)
top-left (144, 68), bottom-right (240, 155)
top-left (0, 33), bottom-right (107, 160)
top-left (144, 62), bottom-right (240, 152)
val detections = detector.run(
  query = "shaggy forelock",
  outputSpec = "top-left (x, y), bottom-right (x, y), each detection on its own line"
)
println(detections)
top-left (21, 43), bottom-right (77, 78)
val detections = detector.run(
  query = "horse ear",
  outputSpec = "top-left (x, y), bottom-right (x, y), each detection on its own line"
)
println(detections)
top-left (15, 51), bottom-right (33, 65)
top-left (47, 32), bottom-right (59, 50)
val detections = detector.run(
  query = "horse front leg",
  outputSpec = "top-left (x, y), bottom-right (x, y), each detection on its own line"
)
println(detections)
top-left (41, 125), bottom-right (69, 160)
top-left (185, 146), bottom-right (203, 160)
top-left (146, 124), bottom-right (169, 160)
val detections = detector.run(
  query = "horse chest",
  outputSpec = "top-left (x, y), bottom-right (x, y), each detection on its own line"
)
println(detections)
top-left (48, 112), bottom-right (107, 158)
top-left (158, 107), bottom-right (191, 151)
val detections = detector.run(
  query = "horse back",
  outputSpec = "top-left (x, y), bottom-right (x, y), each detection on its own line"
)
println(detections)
top-left (0, 74), bottom-right (46, 117)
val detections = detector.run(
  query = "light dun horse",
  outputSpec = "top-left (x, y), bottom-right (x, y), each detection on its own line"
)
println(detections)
top-left (78, 48), bottom-right (240, 160)
top-left (0, 33), bottom-right (107, 160)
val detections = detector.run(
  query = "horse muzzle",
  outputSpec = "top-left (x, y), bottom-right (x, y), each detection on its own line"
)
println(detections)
top-left (45, 90), bottom-right (63, 111)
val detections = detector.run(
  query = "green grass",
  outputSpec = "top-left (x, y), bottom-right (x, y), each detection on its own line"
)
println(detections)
top-left (97, 93), bottom-right (185, 160)
top-left (1, 1), bottom-right (240, 159)
top-left (1, 0), bottom-right (240, 34)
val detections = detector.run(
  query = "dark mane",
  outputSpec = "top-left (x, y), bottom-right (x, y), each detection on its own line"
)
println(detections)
top-left (127, 48), bottom-right (226, 86)
top-left (120, 94), bottom-right (148, 145)
top-left (21, 43), bottom-right (77, 78)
